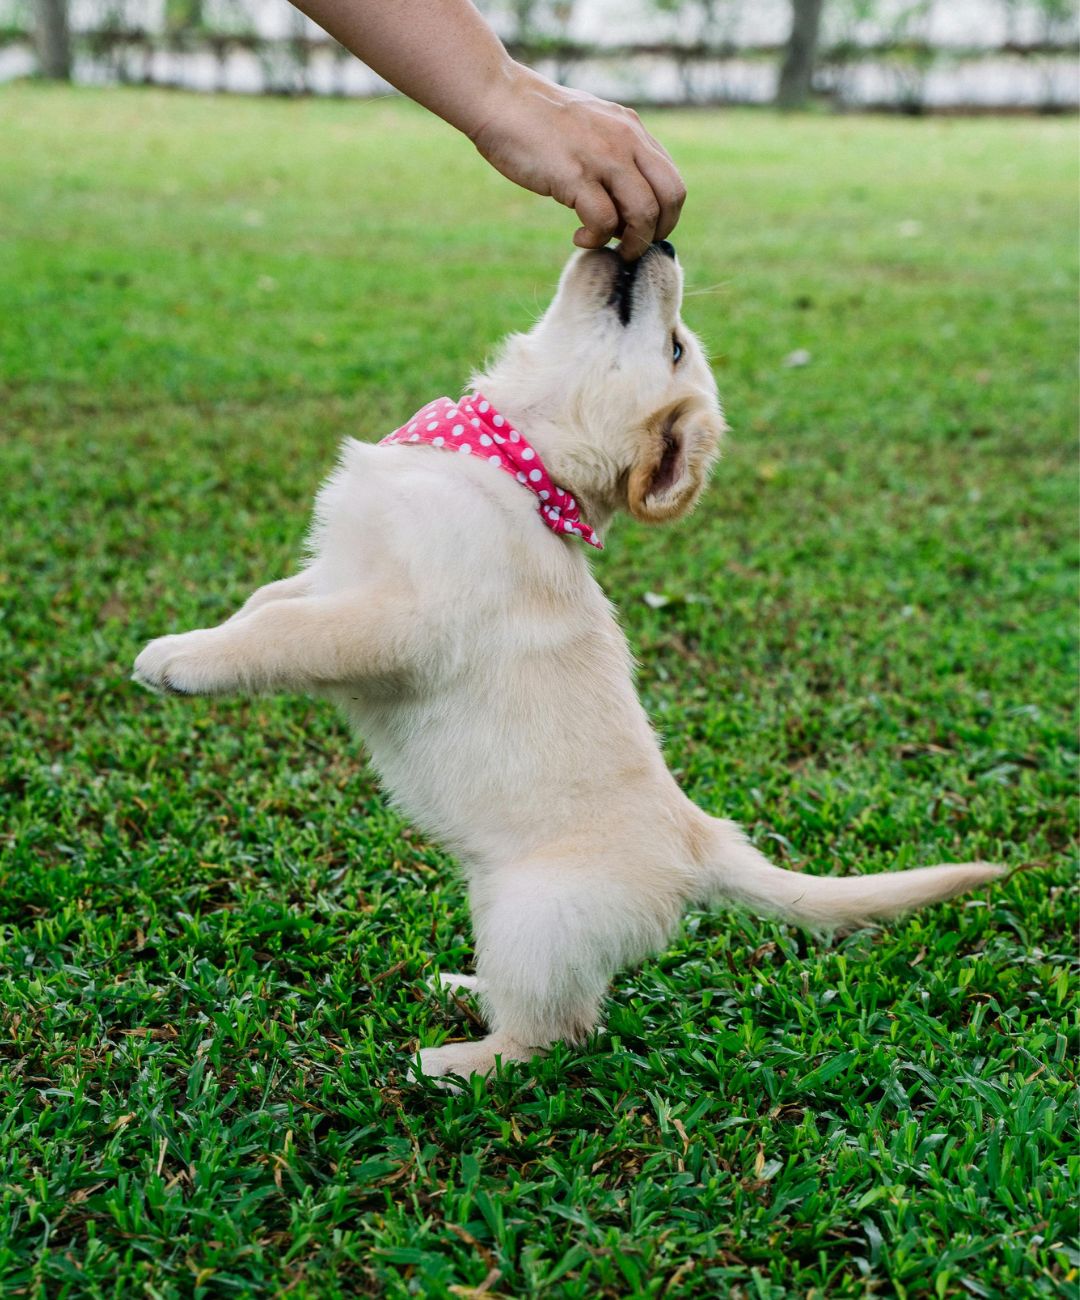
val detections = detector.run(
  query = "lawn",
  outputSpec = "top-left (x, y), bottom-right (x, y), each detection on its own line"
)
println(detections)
top-left (0, 84), bottom-right (1076, 1298)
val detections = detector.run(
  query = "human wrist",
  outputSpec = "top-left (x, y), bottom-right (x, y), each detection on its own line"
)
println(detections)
top-left (464, 59), bottom-right (555, 143)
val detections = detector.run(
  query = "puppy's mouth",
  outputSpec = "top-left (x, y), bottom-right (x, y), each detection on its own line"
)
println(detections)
top-left (608, 257), bottom-right (639, 326)
top-left (601, 241), bottom-right (676, 326)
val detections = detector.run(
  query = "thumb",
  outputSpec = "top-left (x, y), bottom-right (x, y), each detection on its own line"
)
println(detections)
top-left (573, 226), bottom-right (615, 249)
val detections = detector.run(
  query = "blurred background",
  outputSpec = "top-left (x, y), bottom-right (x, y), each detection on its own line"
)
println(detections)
top-left (6, 0), bottom-right (1079, 111)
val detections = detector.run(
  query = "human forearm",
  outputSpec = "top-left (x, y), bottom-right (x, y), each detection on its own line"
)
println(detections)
top-left (291, 0), bottom-right (514, 136)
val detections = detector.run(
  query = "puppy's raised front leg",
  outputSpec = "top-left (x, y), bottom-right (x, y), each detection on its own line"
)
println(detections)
top-left (133, 584), bottom-right (420, 697)
top-left (226, 571), bottom-right (313, 623)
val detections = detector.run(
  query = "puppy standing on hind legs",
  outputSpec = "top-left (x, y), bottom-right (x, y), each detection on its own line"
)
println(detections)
top-left (133, 243), bottom-right (1003, 1083)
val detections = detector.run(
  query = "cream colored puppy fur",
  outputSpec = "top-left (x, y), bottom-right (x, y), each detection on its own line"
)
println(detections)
top-left (134, 246), bottom-right (1001, 1082)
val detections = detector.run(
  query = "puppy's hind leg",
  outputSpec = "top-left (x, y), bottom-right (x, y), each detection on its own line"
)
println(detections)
top-left (416, 859), bottom-right (674, 1085)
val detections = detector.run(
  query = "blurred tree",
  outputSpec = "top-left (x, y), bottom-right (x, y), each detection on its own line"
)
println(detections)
top-left (1033, 0), bottom-right (1079, 40)
top-left (881, 0), bottom-right (935, 115)
top-left (648, 0), bottom-right (741, 102)
top-left (501, 0), bottom-right (577, 48)
top-left (33, 0), bottom-right (70, 79)
top-left (498, 0), bottom-right (578, 80)
top-left (650, 0), bottom-right (731, 46)
top-left (824, 0), bottom-right (880, 104)
top-left (508, 0), bottom-right (539, 42)
top-left (1028, 0), bottom-right (1079, 108)
top-left (165, 0), bottom-right (205, 38)
top-left (1000, 0), bottom-right (1079, 44)
top-left (777, 0), bottom-right (825, 107)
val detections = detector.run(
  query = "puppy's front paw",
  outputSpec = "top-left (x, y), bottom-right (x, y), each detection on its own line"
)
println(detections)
top-left (132, 629), bottom-right (227, 697)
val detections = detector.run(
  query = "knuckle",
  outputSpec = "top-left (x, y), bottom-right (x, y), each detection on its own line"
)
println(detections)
top-left (579, 194), bottom-right (616, 230)
top-left (580, 212), bottom-right (615, 238)
top-left (638, 198), bottom-right (661, 226)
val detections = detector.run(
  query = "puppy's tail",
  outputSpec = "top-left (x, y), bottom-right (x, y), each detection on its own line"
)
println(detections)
top-left (697, 817), bottom-right (1004, 931)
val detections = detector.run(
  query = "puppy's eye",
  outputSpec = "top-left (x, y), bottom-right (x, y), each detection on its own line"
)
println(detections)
top-left (672, 335), bottom-right (683, 365)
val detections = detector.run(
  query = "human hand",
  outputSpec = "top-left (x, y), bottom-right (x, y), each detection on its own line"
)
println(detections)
top-left (469, 65), bottom-right (686, 259)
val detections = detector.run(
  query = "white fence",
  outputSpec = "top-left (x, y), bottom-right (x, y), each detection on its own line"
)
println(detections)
top-left (2, 0), bottom-right (1077, 108)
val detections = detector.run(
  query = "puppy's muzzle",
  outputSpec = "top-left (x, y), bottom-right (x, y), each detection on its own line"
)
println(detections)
top-left (608, 242), bottom-right (677, 325)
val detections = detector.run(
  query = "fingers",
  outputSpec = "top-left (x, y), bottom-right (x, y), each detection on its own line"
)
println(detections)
top-left (576, 154), bottom-right (685, 258)
top-left (606, 168), bottom-right (662, 259)
top-left (592, 112), bottom-right (686, 258)
top-left (635, 147), bottom-right (687, 244)
top-left (573, 226), bottom-right (605, 250)
top-left (572, 181), bottom-right (620, 250)
top-left (512, 85), bottom-right (686, 259)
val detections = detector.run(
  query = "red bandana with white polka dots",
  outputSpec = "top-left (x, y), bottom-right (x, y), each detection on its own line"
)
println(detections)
top-left (380, 394), bottom-right (603, 550)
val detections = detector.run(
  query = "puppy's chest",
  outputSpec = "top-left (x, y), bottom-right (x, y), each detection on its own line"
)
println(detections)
top-left (330, 589), bottom-right (621, 805)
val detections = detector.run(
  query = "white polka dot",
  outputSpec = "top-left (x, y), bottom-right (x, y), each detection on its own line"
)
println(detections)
top-left (567, 498), bottom-right (576, 510)
top-left (470, 418), bottom-right (481, 428)
top-left (478, 400), bottom-right (490, 413)
top-left (459, 443), bottom-right (472, 454)
top-left (529, 469), bottom-right (542, 482)
top-left (521, 448), bottom-right (535, 461)
top-left (492, 433), bottom-right (505, 444)
top-left (446, 409), bottom-right (458, 419)
top-left (538, 490), bottom-right (549, 500)
top-left (409, 433), bottom-right (419, 442)
top-left (516, 472), bottom-right (527, 483)
top-left (492, 414), bottom-right (504, 427)
top-left (452, 424), bottom-right (465, 437)
top-left (489, 454), bottom-right (501, 465)
top-left (433, 436), bottom-right (445, 447)
top-left (408, 423), bottom-right (417, 433)
top-left (479, 434), bottom-right (492, 446)
top-left (427, 421), bottom-right (439, 431)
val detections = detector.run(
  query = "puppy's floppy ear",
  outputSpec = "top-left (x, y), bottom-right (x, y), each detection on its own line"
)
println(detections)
top-left (627, 398), bottom-right (725, 523)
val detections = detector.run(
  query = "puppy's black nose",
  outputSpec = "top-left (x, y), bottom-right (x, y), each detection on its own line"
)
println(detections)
top-left (652, 240), bottom-right (676, 260)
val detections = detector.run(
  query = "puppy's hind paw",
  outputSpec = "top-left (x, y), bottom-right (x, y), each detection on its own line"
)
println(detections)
top-left (427, 972), bottom-right (482, 996)
top-left (413, 1034), bottom-right (540, 1091)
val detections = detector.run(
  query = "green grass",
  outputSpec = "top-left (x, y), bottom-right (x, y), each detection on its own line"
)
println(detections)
top-left (1, 83), bottom-right (1077, 1298)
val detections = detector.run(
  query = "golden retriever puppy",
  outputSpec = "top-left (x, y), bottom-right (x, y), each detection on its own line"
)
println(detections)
top-left (134, 244), bottom-right (1001, 1082)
